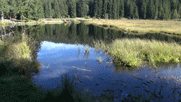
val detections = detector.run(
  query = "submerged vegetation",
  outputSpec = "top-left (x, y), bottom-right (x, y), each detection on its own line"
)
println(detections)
top-left (94, 38), bottom-right (181, 67)
top-left (97, 57), bottom-right (103, 64)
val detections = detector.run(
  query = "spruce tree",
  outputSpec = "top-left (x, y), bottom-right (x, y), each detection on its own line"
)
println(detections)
top-left (119, 0), bottom-right (124, 18)
top-left (158, 0), bottom-right (164, 19)
top-left (133, 4), bottom-right (139, 18)
top-left (163, 0), bottom-right (171, 19)
top-left (102, 0), bottom-right (108, 18)
top-left (67, 0), bottom-right (76, 18)
top-left (154, 0), bottom-right (159, 19)
top-left (172, 9), bottom-right (178, 19)
top-left (17, 0), bottom-right (29, 20)
top-left (178, 4), bottom-right (181, 18)
top-left (34, 0), bottom-right (44, 19)
top-left (112, 0), bottom-right (118, 19)
top-left (43, 0), bottom-right (53, 18)
top-left (77, 0), bottom-right (88, 17)
top-left (97, 0), bottom-right (103, 18)
top-left (141, 1), bottom-right (147, 19)
top-left (147, 0), bottom-right (155, 19)
top-left (54, 0), bottom-right (61, 18)
top-left (107, 0), bottom-right (113, 19)
top-left (8, 0), bottom-right (17, 18)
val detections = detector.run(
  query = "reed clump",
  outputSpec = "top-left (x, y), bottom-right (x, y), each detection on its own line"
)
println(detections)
top-left (94, 38), bottom-right (181, 67)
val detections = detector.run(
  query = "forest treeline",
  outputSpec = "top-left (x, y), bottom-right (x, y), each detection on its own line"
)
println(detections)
top-left (0, 0), bottom-right (181, 20)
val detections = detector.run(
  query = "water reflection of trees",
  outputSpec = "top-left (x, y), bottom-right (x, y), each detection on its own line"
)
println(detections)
top-left (10, 23), bottom-right (181, 72)
top-left (11, 23), bottom-right (181, 46)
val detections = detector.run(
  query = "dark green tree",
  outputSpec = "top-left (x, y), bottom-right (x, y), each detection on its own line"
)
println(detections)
top-left (119, 0), bottom-right (124, 18)
top-left (53, 0), bottom-right (61, 18)
top-left (27, 0), bottom-right (44, 20)
top-left (178, 4), bottom-right (181, 18)
top-left (147, 0), bottom-right (155, 19)
top-left (77, 0), bottom-right (89, 17)
top-left (171, 9), bottom-right (179, 19)
top-left (163, 0), bottom-right (171, 19)
top-left (141, 1), bottom-right (147, 19)
top-left (107, 0), bottom-right (113, 19)
top-left (67, 0), bottom-right (76, 18)
top-left (102, 0), bottom-right (108, 18)
top-left (16, 0), bottom-right (29, 20)
top-left (133, 4), bottom-right (139, 18)
top-left (59, 0), bottom-right (68, 17)
top-left (8, 0), bottom-right (17, 18)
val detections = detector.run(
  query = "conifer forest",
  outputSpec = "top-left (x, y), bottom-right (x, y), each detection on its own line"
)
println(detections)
top-left (0, 0), bottom-right (181, 20)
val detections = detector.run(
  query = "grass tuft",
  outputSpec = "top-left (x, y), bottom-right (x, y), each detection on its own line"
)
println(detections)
top-left (0, 34), bottom-right (40, 78)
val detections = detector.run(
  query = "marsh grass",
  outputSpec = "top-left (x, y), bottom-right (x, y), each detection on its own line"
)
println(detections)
top-left (0, 34), bottom-right (40, 78)
top-left (0, 34), bottom-right (33, 58)
top-left (85, 19), bottom-right (181, 35)
top-left (94, 38), bottom-right (181, 67)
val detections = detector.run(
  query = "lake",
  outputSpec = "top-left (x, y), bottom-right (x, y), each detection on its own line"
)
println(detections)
top-left (1, 23), bottom-right (181, 101)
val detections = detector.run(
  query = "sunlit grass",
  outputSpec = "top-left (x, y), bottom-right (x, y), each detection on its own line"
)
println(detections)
top-left (85, 19), bottom-right (181, 35)
top-left (0, 34), bottom-right (40, 78)
top-left (94, 38), bottom-right (181, 67)
top-left (0, 34), bottom-right (31, 58)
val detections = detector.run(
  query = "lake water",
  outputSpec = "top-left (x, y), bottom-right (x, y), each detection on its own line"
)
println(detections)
top-left (1, 23), bottom-right (181, 101)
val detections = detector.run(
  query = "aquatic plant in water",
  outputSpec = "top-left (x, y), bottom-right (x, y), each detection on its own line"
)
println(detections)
top-left (97, 57), bottom-right (103, 64)
top-left (84, 44), bottom-right (90, 53)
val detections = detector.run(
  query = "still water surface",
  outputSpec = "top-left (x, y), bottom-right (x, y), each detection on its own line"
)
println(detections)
top-left (2, 23), bottom-right (181, 101)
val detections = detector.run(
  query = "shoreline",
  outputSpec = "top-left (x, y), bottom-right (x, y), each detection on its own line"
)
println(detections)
top-left (84, 18), bottom-right (181, 35)
top-left (1, 18), bottom-right (181, 36)
top-left (0, 18), bottom-right (86, 26)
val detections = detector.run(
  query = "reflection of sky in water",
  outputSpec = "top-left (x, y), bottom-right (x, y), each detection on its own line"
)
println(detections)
top-left (32, 41), bottom-right (181, 102)
top-left (32, 41), bottom-right (113, 89)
